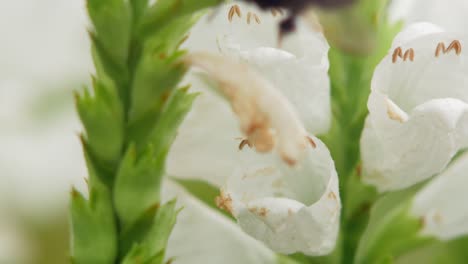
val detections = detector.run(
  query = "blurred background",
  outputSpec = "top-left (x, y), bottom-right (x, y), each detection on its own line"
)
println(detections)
top-left (0, 0), bottom-right (466, 263)
top-left (0, 1), bottom-right (90, 263)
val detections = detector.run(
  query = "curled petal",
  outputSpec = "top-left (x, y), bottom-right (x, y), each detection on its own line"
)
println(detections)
top-left (184, 52), bottom-right (310, 165)
top-left (411, 152), bottom-right (468, 240)
top-left (222, 137), bottom-right (341, 255)
top-left (362, 96), bottom-right (468, 191)
top-left (361, 24), bottom-right (468, 191)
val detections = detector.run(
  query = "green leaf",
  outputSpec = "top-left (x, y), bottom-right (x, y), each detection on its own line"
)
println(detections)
top-left (121, 200), bottom-right (179, 264)
top-left (276, 254), bottom-right (303, 264)
top-left (130, 0), bottom-right (149, 25)
top-left (170, 177), bottom-right (234, 220)
top-left (114, 145), bottom-right (164, 228)
top-left (355, 184), bottom-right (434, 264)
top-left (144, 199), bottom-right (179, 255)
top-left (70, 146), bottom-right (117, 264)
top-left (119, 204), bottom-right (159, 258)
top-left (396, 236), bottom-right (468, 264)
top-left (129, 49), bottom-right (187, 124)
top-left (87, 0), bottom-right (132, 66)
top-left (138, 0), bottom-right (224, 38)
top-left (76, 78), bottom-right (124, 167)
top-left (149, 87), bottom-right (198, 150)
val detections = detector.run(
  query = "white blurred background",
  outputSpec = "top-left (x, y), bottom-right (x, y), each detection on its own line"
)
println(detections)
top-left (0, 1), bottom-right (90, 262)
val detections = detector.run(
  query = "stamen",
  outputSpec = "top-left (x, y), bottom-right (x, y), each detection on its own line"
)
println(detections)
top-left (228, 4), bottom-right (242, 22)
top-left (248, 206), bottom-right (269, 217)
top-left (271, 8), bottom-right (284, 17)
top-left (247, 12), bottom-right (261, 24)
top-left (306, 136), bottom-right (317, 148)
top-left (435, 40), bottom-right (462, 57)
top-left (215, 190), bottom-right (234, 215)
top-left (392, 47), bottom-right (415, 63)
top-left (392, 47), bottom-right (402, 63)
top-left (253, 13), bottom-right (261, 24)
top-left (238, 139), bottom-right (252, 150)
top-left (403, 48), bottom-right (415, 61)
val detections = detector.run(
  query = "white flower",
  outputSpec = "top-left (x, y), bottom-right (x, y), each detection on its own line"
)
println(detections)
top-left (411, 151), bottom-right (468, 241)
top-left (168, 2), bottom-right (340, 256)
top-left (360, 22), bottom-right (468, 191)
top-left (221, 140), bottom-right (340, 255)
top-left (169, 1), bottom-right (331, 186)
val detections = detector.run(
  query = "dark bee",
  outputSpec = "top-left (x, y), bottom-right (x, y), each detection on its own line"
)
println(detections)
top-left (242, 0), bottom-right (355, 37)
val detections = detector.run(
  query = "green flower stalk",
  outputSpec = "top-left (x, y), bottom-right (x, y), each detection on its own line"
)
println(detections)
top-left (70, 0), bottom-right (222, 263)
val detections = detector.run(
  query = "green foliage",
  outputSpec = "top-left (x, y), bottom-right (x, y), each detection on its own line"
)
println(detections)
top-left (70, 145), bottom-right (117, 263)
top-left (70, 0), bottom-right (225, 263)
top-left (171, 177), bottom-right (234, 220)
top-left (87, 0), bottom-right (132, 66)
top-left (76, 78), bottom-right (124, 167)
top-left (355, 184), bottom-right (434, 264)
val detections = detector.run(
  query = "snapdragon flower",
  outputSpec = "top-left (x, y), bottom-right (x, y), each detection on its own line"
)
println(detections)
top-left (356, 23), bottom-right (468, 260)
top-left (167, 2), bottom-right (340, 256)
top-left (360, 22), bottom-right (468, 191)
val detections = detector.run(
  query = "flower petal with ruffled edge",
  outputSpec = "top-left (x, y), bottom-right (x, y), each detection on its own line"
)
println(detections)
top-left (360, 23), bottom-right (468, 192)
top-left (411, 152), bottom-right (468, 241)
top-left (219, 137), bottom-right (340, 256)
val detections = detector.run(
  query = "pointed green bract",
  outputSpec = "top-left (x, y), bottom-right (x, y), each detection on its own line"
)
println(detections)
top-left (120, 200), bottom-right (179, 264)
top-left (114, 145), bottom-right (164, 228)
top-left (76, 78), bottom-right (124, 167)
top-left (129, 50), bottom-right (187, 124)
top-left (138, 0), bottom-right (223, 38)
top-left (87, 0), bottom-right (132, 66)
top-left (70, 147), bottom-right (117, 264)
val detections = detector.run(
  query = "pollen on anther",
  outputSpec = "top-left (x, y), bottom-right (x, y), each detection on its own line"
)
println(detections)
top-left (435, 40), bottom-right (462, 57)
top-left (216, 190), bottom-right (234, 215)
top-left (247, 12), bottom-right (261, 24)
top-left (392, 47), bottom-right (403, 63)
top-left (271, 8), bottom-right (284, 17)
top-left (228, 5), bottom-right (242, 22)
top-left (404, 48), bottom-right (415, 61)
top-left (392, 47), bottom-right (414, 63)
top-left (238, 139), bottom-right (252, 150)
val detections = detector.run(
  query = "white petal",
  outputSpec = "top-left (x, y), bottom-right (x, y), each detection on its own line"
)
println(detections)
top-left (362, 96), bottom-right (468, 191)
top-left (162, 181), bottom-right (276, 264)
top-left (185, 2), bottom-right (331, 134)
top-left (185, 2), bottom-right (286, 53)
top-left (221, 137), bottom-right (341, 255)
top-left (391, 23), bottom-right (444, 49)
top-left (184, 52), bottom-right (310, 166)
top-left (361, 27), bottom-right (468, 191)
top-left (237, 45), bottom-right (331, 134)
top-left (411, 152), bottom-right (468, 240)
top-left (166, 75), bottom-right (241, 187)
top-left (390, 0), bottom-right (468, 34)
